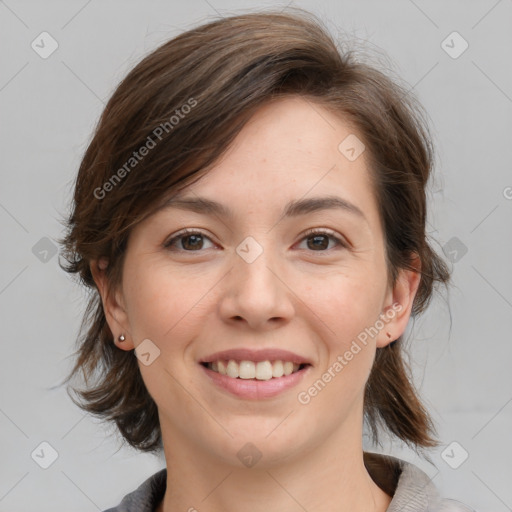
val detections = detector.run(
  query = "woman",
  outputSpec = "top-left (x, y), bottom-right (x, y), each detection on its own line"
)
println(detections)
top-left (59, 8), bottom-right (474, 512)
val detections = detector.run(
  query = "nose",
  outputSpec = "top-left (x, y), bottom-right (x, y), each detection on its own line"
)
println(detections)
top-left (218, 239), bottom-right (295, 330)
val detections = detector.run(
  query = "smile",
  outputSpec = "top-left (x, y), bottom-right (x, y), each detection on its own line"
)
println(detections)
top-left (199, 348), bottom-right (312, 399)
top-left (200, 362), bottom-right (312, 400)
top-left (203, 360), bottom-right (306, 380)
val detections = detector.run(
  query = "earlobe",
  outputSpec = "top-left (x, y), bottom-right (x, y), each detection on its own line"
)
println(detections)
top-left (90, 258), bottom-right (134, 350)
top-left (376, 254), bottom-right (422, 348)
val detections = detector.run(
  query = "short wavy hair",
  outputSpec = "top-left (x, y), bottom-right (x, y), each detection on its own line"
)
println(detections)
top-left (58, 7), bottom-right (451, 454)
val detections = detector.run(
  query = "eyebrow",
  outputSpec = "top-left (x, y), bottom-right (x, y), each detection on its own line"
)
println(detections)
top-left (159, 194), bottom-right (367, 223)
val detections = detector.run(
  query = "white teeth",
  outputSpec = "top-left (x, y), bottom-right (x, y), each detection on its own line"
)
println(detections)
top-left (239, 361), bottom-right (256, 379)
top-left (207, 359), bottom-right (303, 380)
top-left (218, 360), bottom-right (227, 375)
top-left (283, 361), bottom-right (294, 376)
top-left (255, 361), bottom-right (273, 380)
top-left (272, 360), bottom-right (284, 378)
top-left (226, 360), bottom-right (239, 378)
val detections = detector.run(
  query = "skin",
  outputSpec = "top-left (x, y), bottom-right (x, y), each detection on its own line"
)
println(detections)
top-left (92, 96), bottom-right (421, 512)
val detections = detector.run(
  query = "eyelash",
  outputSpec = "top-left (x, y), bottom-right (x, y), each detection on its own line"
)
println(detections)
top-left (163, 228), bottom-right (348, 253)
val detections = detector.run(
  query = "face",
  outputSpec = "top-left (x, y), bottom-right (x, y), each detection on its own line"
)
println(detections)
top-left (94, 96), bottom-right (419, 468)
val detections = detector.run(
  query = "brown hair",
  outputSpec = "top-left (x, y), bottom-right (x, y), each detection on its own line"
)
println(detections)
top-left (58, 7), bottom-right (450, 454)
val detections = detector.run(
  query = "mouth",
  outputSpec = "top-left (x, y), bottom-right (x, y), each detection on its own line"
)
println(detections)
top-left (198, 348), bottom-right (313, 400)
top-left (199, 349), bottom-right (312, 399)
top-left (201, 360), bottom-right (309, 380)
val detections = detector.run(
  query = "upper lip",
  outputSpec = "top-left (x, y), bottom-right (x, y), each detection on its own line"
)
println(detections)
top-left (200, 348), bottom-right (312, 365)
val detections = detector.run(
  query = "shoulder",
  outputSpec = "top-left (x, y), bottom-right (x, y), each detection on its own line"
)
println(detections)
top-left (102, 468), bottom-right (167, 512)
top-left (363, 451), bottom-right (475, 512)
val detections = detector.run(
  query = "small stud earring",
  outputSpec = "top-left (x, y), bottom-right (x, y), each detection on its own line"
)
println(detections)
top-left (386, 332), bottom-right (392, 339)
top-left (118, 334), bottom-right (125, 342)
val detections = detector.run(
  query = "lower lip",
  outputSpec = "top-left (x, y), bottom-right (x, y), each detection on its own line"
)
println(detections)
top-left (201, 364), bottom-right (310, 399)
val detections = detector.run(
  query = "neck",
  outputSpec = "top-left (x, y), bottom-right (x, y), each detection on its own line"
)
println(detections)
top-left (157, 418), bottom-right (392, 512)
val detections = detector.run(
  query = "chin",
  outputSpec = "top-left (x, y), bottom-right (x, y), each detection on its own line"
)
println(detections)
top-left (205, 421), bottom-right (311, 469)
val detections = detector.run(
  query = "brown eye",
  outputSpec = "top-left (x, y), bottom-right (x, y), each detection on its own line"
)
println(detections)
top-left (307, 234), bottom-right (330, 250)
top-left (299, 229), bottom-right (347, 252)
top-left (164, 230), bottom-right (215, 251)
top-left (180, 233), bottom-right (204, 250)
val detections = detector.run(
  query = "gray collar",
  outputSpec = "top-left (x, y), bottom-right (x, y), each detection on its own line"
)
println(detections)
top-left (364, 451), bottom-right (441, 511)
top-left (104, 452), bottom-right (470, 512)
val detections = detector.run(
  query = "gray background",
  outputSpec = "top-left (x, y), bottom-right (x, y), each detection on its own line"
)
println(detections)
top-left (0, 0), bottom-right (511, 510)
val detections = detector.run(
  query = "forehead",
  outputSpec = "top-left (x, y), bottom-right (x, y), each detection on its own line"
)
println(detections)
top-left (169, 97), bottom-right (377, 216)
top-left (136, 96), bottom-right (384, 245)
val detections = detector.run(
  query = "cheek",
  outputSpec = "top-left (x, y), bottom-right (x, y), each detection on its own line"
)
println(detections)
top-left (300, 270), bottom-right (385, 395)
top-left (122, 262), bottom-right (204, 344)
top-left (304, 270), bottom-right (385, 346)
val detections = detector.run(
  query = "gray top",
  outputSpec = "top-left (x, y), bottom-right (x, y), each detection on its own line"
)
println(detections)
top-left (103, 452), bottom-right (474, 512)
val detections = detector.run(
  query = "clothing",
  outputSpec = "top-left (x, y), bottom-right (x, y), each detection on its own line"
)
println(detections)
top-left (103, 451), bottom-right (473, 512)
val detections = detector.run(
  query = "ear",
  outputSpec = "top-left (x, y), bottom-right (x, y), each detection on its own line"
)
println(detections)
top-left (90, 257), bottom-right (134, 351)
top-left (376, 253), bottom-right (422, 348)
